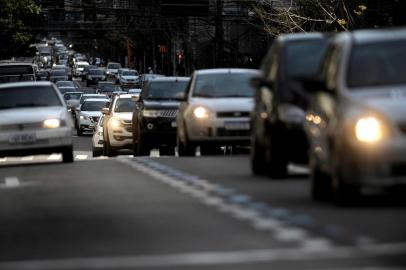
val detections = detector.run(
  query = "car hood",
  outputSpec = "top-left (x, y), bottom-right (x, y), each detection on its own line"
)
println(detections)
top-left (107, 69), bottom-right (118, 73)
top-left (0, 106), bottom-right (66, 125)
top-left (189, 97), bottom-right (254, 112)
top-left (114, 112), bottom-right (133, 121)
top-left (143, 100), bottom-right (181, 110)
top-left (80, 111), bottom-right (103, 117)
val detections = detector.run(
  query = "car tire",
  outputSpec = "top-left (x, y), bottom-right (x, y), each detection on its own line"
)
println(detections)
top-left (265, 127), bottom-right (288, 179)
top-left (77, 127), bottom-right (83, 136)
top-left (104, 139), bottom-right (116, 157)
top-left (62, 147), bottom-right (74, 163)
top-left (177, 133), bottom-right (195, 157)
top-left (92, 147), bottom-right (102, 157)
top-left (137, 133), bottom-right (150, 156)
top-left (251, 135), bottom-right (267, 175)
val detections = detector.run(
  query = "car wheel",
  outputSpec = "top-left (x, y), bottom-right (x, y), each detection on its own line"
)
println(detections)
top-left (77, 127), bottom-right (83, 136)
top-left (92, 147), bottom-right (102, 157)
top-left (137, 133), bottom-right (150, 156)
top-left (177, 132), bottom-right (195, 157)
top-left (104, 139), bottom-right (116, 157)
top-left (62, 147), bottom-right (74, 163)
top-left (265, 128), bottom-right (288, 178)
top-left (251, 135), bottom-right (267, 175)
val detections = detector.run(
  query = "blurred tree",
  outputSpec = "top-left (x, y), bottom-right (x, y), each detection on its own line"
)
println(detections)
top-left (0, 0), bottom-right (42, 59)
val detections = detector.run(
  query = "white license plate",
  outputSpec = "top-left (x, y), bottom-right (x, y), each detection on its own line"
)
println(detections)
top-left (171, 121), bottom-right (177, 127)
top-left (224, 122), bottom-right (250, 130)
top-left (9, 133), bottom-right (37, 144)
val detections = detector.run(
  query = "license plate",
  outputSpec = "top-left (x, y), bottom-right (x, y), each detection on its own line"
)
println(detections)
top-left (224, 122), bottom-right (250, 130)
top-left (171, 121), bottom-right (177, 127)
top-left (9, 133), bottom-right (37, 144)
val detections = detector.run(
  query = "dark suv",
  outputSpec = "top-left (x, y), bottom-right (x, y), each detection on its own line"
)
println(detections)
top-left (132, 77), bottom-right (190, 156)
top-left (250, 33), bottom-right (330, 178)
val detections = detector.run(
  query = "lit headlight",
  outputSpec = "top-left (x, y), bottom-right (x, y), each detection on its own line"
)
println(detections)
top-left (80, 115), bottom-right (88, 120)
top-left (142, 110), bottom-right (160, 118)
top-left (43, 119), bottom-right (60, 128)
top-left (355, 117), bottom-right (383, 143)
top-left (109, 118), bottom-right (121, 129)
top-left (193, 106), bottom-right (208, 119)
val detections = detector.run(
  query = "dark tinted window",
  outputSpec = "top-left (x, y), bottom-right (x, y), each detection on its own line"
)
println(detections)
top-left (107, 63), bottom-right (121, 69)
top-left (0, 65), bottom-right (34, 75)
top-left (89, 69), bottom-right (104, 75)
top-left (56, 81), bottom-right (74, 87)
top-left (81, 101), bottom-right (109, 111)
top-left (122, 71), bottom-right (137, 76)
top-left (143, 81), bottom-right (188, 99)
top-left (193, 73), bottom-right (255, 98)
top-left (348, 41), bottom-right (406, 88)
top-left (101, 85), bottom-right (122, 92)
top-left (114, 98), bottom-right (136, 112)
top-left (64, 93), bottom-right (82, 100)
top-left (51, 70), bottom-right (66, 76)
top-left (0, 85), bottom-right (62, 109)
top-left (285, 39), bottom-right (328, 78)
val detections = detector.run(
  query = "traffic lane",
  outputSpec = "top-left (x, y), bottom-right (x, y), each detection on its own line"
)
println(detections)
top-left (152, 156), bottom-right (406, 244)
top-left (0, 158), bottom-right (296, 263)
top-left (72, 131), bottom-right (93, 152)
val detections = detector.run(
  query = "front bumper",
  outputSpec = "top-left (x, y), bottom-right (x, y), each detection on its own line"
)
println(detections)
top-left (139, 117), bottom-right (177, 146)
top-left (186, 117), bottom-right (250, 145)
top-left (0, 127), bottom-right (72, 154)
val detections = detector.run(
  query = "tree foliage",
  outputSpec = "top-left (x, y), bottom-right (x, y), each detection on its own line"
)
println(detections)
top-left (0, 0), bottom-right (42, 59)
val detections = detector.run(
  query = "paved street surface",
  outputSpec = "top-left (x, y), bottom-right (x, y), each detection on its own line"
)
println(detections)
top-left (1, 130), bottom-right (406, 270)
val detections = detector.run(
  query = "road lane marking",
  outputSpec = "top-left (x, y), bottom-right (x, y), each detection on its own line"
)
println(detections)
top-left (75, 155), bottom-right (88, 160)
top-left (5, 177), bottom-right (20, 188)
top-left (21, 156), bottom-right (34, 161)
top-left (0, 242), bottom-right (405, 270)
top-left (0, 157), bottom-right (7, 162)
top-left (47, 154), bottom-right (61, 160)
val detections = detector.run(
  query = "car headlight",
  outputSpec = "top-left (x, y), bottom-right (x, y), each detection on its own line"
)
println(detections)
top-left (109, 118), bottom-right (121, 129)
top-left (355, 117), bottom-right (383, 143)
top-left (143, 110), bottom-right (161, 118)
top-left (43, 119), bottom-right (60, 128)
top-left (194, 106), bottom-right (209, 119)
top-left (80, 115), bottom-right (88, 120)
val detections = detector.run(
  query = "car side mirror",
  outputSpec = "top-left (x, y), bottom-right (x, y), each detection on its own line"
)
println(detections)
top-left (250, 77), bottom-right (273, 90)
top-left (101, 108), bottom-right (110, 115)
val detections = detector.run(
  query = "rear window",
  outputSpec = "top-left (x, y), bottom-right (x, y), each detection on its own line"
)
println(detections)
top-left (123, 71), bottom-right (137, 76)
top-left (51, 70), bottom-right (66, 76)
top-left (89, 69), bottom-right (104, 75)
top-left (114, 98), bottom-right (136, 112)
top-left (0, 65), bottom-right (34, 75)
top-left (143, 80), bottom-right (188, 99)
top-left (107, 63), bottom-right (121, 69)
top-left (193, 73), bottom-right (255, 98)
top-left (347, 41), bottom-right (406, 88)
top-left (64, 93), bottom-right (82, 100)
top-left (81, 101), bottom-right (109, 111)
top-left (0, 85), bottom-right (62, 109)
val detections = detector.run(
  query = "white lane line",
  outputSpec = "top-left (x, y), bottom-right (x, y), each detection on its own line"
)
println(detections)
top-left (0, 243), bottom-right (405, 270)
top-left (75, 155), bottom-right (88, 160)
top-left (5, 177), bottom-right (20, 188)
top-left (47, 154), bottom-right (61, 160)
top-left (21, 156), bottom-right (34, 161)
top-left (288, 164), bottom-right (309, 174)
top-left (0, 157), bottom-right (7, 162)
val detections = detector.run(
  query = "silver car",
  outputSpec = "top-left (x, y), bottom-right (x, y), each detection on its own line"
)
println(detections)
top-left (0, 81), bottom-right (74, 162)
top-left (176, 68), bottom-right (259, 156)
top-left (304, 28), bottom-right (406, 203)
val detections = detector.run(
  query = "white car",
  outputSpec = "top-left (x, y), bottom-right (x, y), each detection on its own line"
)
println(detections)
top-left (118, 69), bottom-right (139, 87)
top-left (76, 98), bottom-right (110, 136)
top-left (74, 61), bottom-right (89, 77)
top-left (92, 115), bottom-right (104, 157)
top-left (102, 94), bottom-right (138, 156)
top-left (177, 69), bottom-right (259, 156)
top-left (106, 62), bottom-right (121, 78)
top-left (0, 81), bottom-right (74, 162)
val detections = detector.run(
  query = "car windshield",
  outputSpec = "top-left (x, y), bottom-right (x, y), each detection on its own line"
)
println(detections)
top-left (114, 98), bottom-right (136, 112)
top-left (56, 81), bottom-right (74, 87)
top-left (144, 80), bottom-right (188, 99)
top-left (64, 93), bottom-right (82, 100)
top-left (285, 39), bottom-right (328, 78)
top-left (347, 40), bottom-right (406, 88)
top-left (193, 73), bottom-right (255, 98)
top-left (81, 101), bottom-right (109, 111)
top-left (108, 63), bottom-right (121, 69)
top-left (80, 95), bottom-right (105, 104)
top-left (89, 69), bottom-right (104, 75)
top-left (123, 71), bottom-right (137, 76)
top-left (0, 85), bottom-right (61, 109)
top-left (101, 85), bottom-right (122, 92)
top-left (50, 70), bottom-right (66, 76)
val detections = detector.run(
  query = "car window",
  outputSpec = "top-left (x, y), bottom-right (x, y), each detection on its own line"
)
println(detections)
top-left (89, 69), bottom-right (104, 75)
top-left (142, 81), bottom-right (189, 100)
top-left (193, 73), bottom-right (255, 98)
top-left (81, 101), bottom-right (109, 111)
top-left (114, 98), bottom-right (136, 112)
top-left (64, 93), bottom-right (82, 100)
top-left (122, 71), bottom-right (137, 76)
top-left (51, 70), bottom-right (66, 76)
top-left (347, 40), bottom-right (406, 88)
top-left (108, 63), bottom-right (121, 69)
top-left (0, 86), bottom-right (62, 109)
top-left (56, 81), bottom-right (74, 87)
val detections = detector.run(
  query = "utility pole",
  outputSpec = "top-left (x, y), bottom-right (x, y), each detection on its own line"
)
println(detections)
top-left (215, 0), bottom-right (224, 67)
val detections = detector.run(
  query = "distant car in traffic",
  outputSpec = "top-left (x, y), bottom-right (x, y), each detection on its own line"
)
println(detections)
top-left (96, 81), bottom-right (123, 98)
top-left (63, 91), bottom-right (83, 114)
top-left (36, 69), bottom-right (49, 81)
top-left (81, 65), bottom-right (98, 82)
top-left (0, 81), bottom-right (74, 162)
top-left (302, 28), bottom-right (406, 204)
top-left (118, 69), bottom-right (139, 87)
top-left (49, 69), bottom-right (69, 83)
top-left (92, 115), bottom-right (105, 157)
top-left (57, 86), bottom-right (77, 95)
top-left (0, 62), bottom-right (36, 84)
top-left (133, 77), bottom-right (189, 156)
top-left (74, 93), bottom-right (109, 128)
top-left (86, 68), bottom-right (106, 86)
top-left (56, 80), bottom-right (76, 89)
top-left (74, 61), bottom-right (90, 77)
top-left (250, 33), bottom-right (330, 177)
top-left (76, 98), bottom-right (110, 136)
top-left (106, 62), bottom-right (122, 78)
top-left (177, 69), bottom-right (259, 156)
top-left (102, 94), bottom-right (138, 156)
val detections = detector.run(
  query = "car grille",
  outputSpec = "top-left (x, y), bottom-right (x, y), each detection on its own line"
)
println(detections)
top-left (217, 128), bottom-right (250, 137)
top-left (0, 122), bottom-right (44, 131)
top-left (217, 111), bottom-right (250, 118)
top-left (159, 110), bottom-right (178, 118)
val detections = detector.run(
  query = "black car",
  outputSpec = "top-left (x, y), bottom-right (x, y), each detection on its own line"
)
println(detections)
top-left (250, 33), bottom-right (330, 178)
top-left (86, 68), bottom-right (106, 86)
top-left (132, 77), bottom-right (190, 156)
top-left (81, 65), bottom-right (97, 82)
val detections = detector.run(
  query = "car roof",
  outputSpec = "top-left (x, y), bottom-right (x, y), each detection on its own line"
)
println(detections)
top-left (276, 32), bottom-right (331, 44)
top-left (0, 62), bottom-right (33, 66)
top-left (56, 80), bottom-right (73, 83)
top-left (0, 81), bottom-right (54, 89)
top-left (83, 98), bottom-right (109, 102)
top-left (116, 94), bottom-right (136, 99)
top-left (342, 27), bottom-right (406, 44)
top-left (64, 91), bottom-right (83, 94)
top-left (82, 94), bottom-right (106, 96)
top-left (194, 68), bottom-right (260, 75)
top-left (148, 76), bottom-right (190, 82)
